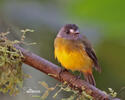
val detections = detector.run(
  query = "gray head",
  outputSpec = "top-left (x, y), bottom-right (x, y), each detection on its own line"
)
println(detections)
top-left (57, 24), bottom-right (80, 39)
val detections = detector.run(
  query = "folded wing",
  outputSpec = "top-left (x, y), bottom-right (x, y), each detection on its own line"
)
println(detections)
top-left (80, 35), bottom-right (101, 72)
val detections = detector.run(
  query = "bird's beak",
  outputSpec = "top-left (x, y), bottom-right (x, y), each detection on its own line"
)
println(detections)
top-left (74, 30), bottom-right (80, 34)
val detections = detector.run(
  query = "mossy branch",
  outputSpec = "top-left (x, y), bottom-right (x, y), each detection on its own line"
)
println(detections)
top-left (15, 45), bottom-right (120, 100)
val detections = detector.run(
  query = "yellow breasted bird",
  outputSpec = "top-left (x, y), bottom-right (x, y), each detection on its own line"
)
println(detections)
top-left (54, 24), bottom-right (101, 86)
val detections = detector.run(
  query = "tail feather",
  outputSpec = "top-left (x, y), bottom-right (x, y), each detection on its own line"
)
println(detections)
top-left (83, 72), bottom-right (96, 86)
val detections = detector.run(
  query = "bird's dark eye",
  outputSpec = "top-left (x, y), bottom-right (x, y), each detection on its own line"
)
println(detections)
top-left (66, 30), bottom-right (70, 34)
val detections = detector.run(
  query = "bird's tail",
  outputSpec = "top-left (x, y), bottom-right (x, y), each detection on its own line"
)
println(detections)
top-left (83, 72), bottom-right (96, 86)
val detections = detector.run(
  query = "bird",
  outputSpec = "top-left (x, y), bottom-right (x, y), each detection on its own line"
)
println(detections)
top-left (54, 24), bottom-right (101, 86)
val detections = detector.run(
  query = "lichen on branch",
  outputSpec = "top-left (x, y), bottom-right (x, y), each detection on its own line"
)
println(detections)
top-left (0, 29), bottom-right (34, 95)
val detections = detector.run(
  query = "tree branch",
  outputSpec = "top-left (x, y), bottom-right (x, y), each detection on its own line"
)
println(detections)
top-left (15, 45), bottom-right (120, 100)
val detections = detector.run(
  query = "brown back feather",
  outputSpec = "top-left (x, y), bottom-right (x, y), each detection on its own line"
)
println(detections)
top-left (80, 35), bottom-right (101, 72)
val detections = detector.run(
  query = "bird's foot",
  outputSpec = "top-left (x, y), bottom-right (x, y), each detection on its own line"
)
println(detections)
top-left (77, 75), bottom-right (81, 79)
top-left (59, 68), bottom-right (68, 81)
top-left (75, 72), bottom-right (82, 80)
top-left (62, 68), bottom-right (68, 72)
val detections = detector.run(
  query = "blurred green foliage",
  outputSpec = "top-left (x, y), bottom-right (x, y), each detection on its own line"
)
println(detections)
top-left (64, 0), bottom-right (125, 38)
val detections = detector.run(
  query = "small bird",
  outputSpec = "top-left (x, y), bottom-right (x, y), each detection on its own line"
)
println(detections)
top-left (54, 24), bottom-right (101, 86)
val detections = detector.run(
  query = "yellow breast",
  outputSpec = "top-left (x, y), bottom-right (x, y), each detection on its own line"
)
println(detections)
top-left (54, 37), bottom-right (93, 72)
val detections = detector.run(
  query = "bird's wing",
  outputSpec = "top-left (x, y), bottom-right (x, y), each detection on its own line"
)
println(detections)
top-left (80, 35), bottom-right (101, 72)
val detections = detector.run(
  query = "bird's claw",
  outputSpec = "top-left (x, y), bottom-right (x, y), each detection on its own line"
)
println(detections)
top-left (59, 68), bottom-right (68, 81)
